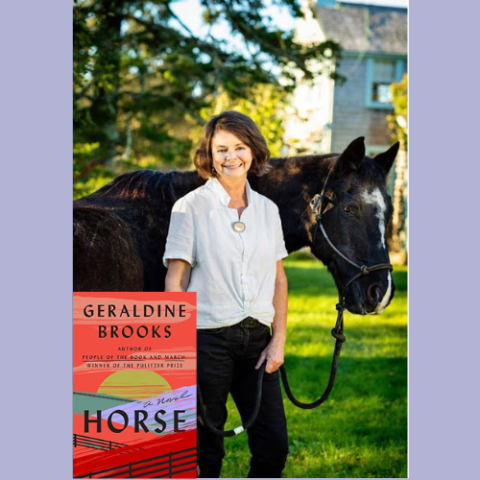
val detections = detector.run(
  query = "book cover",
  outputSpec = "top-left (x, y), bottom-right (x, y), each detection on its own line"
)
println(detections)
top-left (73, 292), bottom-right (197, 478)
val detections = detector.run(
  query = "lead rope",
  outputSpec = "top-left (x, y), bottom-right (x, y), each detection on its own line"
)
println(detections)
top-left (197, 362), bottom-right (267, 437)
top-left (279, 295), bottom-right (346, 409)
top-left (279, 262), bottom-right (392, 409)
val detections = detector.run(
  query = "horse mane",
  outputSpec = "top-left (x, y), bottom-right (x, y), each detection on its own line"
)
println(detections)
top-left (92, 169), bottom-right (166, 199)
top-left (88, 169), bottom-right (203, 206)
top-left (269, 154), bottom-right (339, 178)
top-left (83, 154), bottom-right (341, 206)
top-left (270, 153), bottom-right (338, 165)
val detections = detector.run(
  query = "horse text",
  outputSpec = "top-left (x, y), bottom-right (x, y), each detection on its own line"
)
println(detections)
top-left (84, 409), bottom-right (187, 434)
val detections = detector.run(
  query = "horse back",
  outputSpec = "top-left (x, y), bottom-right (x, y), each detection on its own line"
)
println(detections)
top-left (73, 206), bottom-right (144, 291)
top-left (73, 170), bottom-right (204, 292)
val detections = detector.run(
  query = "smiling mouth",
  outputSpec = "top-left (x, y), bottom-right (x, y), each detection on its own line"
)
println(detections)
top-left (223, 163), bottom-right (243, 170)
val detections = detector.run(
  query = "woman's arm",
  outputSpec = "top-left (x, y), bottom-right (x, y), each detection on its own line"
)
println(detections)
top-left (164, 259), bottom-right (192, 292)
top-left (256, 259), bottom-right (288, 373)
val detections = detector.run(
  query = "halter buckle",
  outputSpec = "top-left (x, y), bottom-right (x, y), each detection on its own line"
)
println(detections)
top-left (310, 194), bottom-right (324, 215)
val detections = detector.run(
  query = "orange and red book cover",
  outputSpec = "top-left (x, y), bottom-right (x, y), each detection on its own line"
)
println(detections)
top-left (73, 292), bottom-right (197, 478)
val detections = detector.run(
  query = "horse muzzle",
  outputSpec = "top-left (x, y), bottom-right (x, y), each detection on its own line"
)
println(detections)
top-left (343, 271), bottom-right (395, 315)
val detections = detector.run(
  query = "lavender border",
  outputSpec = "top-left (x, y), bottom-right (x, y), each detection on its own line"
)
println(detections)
top-left (2, 1), bottom-right (478, 479)
top-left (2, 1), bottom-right (73, 479)
top-left (407, 2), bottom-right (478, 479)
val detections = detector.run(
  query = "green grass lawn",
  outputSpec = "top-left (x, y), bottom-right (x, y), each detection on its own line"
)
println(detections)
top-left (220, 254), bottom-right (408, 478)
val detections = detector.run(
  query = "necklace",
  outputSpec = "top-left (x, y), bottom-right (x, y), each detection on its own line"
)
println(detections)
top-left (232, 221), bottom-right (246, 233)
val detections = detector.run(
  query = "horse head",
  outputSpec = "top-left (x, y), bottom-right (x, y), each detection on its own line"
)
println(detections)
top-left (309, 137), bottom-right (400, 315)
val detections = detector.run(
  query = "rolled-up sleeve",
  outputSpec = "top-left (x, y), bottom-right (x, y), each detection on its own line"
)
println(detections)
top-left (163, 197), bottom-right (196, 267)
top-left (274, 206), bottom-right (288, 261)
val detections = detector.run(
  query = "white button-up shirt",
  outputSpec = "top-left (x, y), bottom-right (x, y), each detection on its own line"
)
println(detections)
top-left (164, 177), bottom-right (288, 328)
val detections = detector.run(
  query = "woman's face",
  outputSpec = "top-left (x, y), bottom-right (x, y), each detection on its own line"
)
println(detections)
top-left (211, 129), bottom-right (253, 180)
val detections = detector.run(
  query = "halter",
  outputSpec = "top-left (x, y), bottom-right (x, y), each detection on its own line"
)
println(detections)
top-left (279, 169), bottom-right (393, 408)
top-left (312, 169), bottom-right (393, 317)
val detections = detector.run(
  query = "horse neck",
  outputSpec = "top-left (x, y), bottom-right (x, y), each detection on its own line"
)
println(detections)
top-left (168, 170), bottom-right (206, 201)
top-left (251, 155), bottom-right (334, 252)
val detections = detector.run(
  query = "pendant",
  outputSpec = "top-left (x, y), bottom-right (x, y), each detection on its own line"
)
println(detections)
top-left (232, 221), bottom-right (246, 233)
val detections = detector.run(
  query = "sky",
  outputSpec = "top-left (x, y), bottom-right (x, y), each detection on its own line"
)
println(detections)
top-left (170, 0), bottom-right (296, 42)
top-left (170, 0), bottom-right (408, 41)
top-left (342, 0), bottom-right (408, 6)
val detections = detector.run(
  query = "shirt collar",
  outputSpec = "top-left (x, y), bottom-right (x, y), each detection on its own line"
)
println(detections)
top-left (206, 177), bottom-right (252, 207)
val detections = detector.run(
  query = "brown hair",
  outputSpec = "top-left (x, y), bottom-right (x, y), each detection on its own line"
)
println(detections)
top-left (194, 111), bottom-right (271, 179)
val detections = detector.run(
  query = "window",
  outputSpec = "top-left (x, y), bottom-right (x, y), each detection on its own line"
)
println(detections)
top-left (366, 57), bottom-right (406, 109)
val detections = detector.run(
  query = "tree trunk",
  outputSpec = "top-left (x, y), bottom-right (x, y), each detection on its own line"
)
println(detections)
top-left (390, 142), bottom-right (408, 265)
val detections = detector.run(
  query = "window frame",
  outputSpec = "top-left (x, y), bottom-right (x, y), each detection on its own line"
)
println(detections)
top-left (365, 56), bottom-right (407, 109)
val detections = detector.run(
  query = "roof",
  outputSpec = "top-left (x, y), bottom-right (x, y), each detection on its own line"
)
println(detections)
top-left (315, 2), bottom-right (407, 55)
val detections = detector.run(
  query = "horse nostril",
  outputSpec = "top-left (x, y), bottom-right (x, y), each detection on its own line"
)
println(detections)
top-left (367, 284), bottom-right (382, 306)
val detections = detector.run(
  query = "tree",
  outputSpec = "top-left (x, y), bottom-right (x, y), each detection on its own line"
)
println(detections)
top-left (73, 0), bottom-right (341, 198)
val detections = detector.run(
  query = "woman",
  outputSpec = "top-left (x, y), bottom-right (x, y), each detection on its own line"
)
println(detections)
top-left (164, 111), bottom-right (289, 478)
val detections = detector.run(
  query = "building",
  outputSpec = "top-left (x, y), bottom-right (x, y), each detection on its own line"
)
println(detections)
top-left (284, 0), bottom-right (407, 157)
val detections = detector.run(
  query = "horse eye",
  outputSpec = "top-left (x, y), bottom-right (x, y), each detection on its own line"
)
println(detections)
top-left (343, 205), bottom-right (356, 215)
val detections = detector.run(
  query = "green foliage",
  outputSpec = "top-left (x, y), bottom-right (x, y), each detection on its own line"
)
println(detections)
top-left (73, 142), bottom-right (115, 199)
top-left (388, 74), bottom-right (408, 149)
top-left (202, 84), bottom-right (290, 157)
top-left (73, 0), bottom-right (342, 197)
top-left (221, 259), bottom-right (408, 478)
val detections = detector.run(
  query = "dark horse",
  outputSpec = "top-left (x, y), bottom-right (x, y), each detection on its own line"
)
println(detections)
top-left (74, 137), bottom-right (399, 315)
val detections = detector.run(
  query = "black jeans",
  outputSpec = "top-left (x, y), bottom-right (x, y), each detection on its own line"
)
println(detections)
top-left (197, 319), bottom-right (288, 478)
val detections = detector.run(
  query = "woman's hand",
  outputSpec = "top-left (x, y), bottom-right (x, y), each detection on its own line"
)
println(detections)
top-left (255, 333), bottom-right (286, 373)
top-left (255, 259), bottom-right (288, 373)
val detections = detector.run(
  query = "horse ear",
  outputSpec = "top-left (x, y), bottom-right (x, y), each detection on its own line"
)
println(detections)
top-left (374, 142), bottom-right (400, 176)
top-left (334, 137), bottom-right (365, 176)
